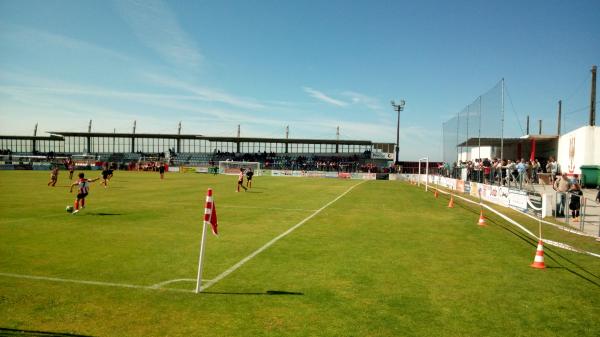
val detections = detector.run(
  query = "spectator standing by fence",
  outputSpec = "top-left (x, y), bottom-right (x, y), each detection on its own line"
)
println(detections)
top-left (553, 173), bottom-right (571, 217)
top-left (568, 183), bottom-right (583, 222)
top-left (516, 159), bottom-right (527, 188)
top-left (531, 159), bottom-right (540, 183)
top-left (547, 156), bottom-right (558, 182)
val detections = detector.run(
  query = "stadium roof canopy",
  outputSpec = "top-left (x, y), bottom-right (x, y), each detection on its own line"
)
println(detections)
top-left (0, 135), bottom-right (64, 141)
top-left (47, 131), bottom-right (374, 145)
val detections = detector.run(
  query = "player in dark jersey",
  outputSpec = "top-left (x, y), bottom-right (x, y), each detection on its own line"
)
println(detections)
top-left (69, 172), bottom-right (99, 214)
top-left (100, 165), bottom-right (111, 188)
top-left (236, 168), bottom-right (247, 192)
top-left (245, 167), bottom-right (254, 189)
top-left (158, 163), bottom-right (165, 179)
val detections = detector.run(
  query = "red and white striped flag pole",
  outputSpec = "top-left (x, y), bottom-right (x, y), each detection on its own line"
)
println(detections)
top-left (196, 188), bottom-right (218, 293)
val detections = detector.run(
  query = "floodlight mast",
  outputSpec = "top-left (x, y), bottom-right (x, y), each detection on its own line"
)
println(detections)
top-left (391, 100), bottom-right (406, 166)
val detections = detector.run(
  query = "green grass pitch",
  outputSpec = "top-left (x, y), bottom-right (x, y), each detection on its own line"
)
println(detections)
top-left (1, 171), bottom-right (599, 336)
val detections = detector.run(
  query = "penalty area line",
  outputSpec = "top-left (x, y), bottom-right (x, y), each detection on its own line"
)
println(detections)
top-left (199, 180), bottom-right (366, 292)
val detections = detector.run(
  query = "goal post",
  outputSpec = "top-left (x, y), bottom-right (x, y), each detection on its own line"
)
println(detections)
top-left (218, 161), bottom-right (261, 175)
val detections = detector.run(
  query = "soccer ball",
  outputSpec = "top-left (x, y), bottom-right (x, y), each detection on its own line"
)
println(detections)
top-left (66, 205), bottom-right (74, 213)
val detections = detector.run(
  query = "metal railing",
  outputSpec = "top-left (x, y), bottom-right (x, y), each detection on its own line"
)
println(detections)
top-left (556, 191), bottom-right (600, 237)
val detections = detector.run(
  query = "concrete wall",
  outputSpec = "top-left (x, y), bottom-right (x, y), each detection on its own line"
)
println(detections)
top-left (557, 126), bottom-right (600, 174)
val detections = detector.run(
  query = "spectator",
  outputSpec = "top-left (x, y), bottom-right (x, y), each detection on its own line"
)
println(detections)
top-left (547, 156), bottom-right (558, 183)
top-left (531, 158), bottom-right (540, 183)
top-left (568, 183), bottom-right (583, 222)
top-left (516, 159), bottom-right (527, 187)
top-left (553, 173), bottom-right (571, 217)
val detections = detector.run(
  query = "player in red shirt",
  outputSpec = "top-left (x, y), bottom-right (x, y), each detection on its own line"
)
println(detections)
top-left (69, 172), bottom-right (99, 214)
top-left (47, 166), bottom-right (59, 187)
top-left (66, 159), bottom-right (75, 179)
top-left (236, 168), bottom-right (247, 192)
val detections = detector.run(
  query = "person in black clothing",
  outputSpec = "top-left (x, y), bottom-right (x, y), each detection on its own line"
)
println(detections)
top-left (159, 163), bottom-right (165, 179)
top-left (246, 167), bottom-right (254, 188)
top-left (101, 164), bottom-right (111, 188)
top-left (568, 183), bottom-right (583, 222)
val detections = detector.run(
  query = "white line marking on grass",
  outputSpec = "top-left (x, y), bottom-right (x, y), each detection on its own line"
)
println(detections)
top-left (0, 272), bottom-right (193, 293)
top-left (199, 180), bottom-right (366, 292)
top-left (151, 278), bottom-right (207, 289)
top-left (219, 205), bottom-right (318, 212)
top-left (430, 186), bottom-right (600, 259)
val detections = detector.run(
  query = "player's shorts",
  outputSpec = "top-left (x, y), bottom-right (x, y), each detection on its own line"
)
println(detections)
top-left (102, 174), bottom-right (109, 179)
top-left (77, 192), bottom-right (89, 199)
top-left (237, 180), bottom-right (243, 184)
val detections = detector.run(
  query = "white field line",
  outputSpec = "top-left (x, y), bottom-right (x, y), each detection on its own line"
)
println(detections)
top-left (219, 205), bottom-right (318, 212)
top-left (0, 272), bottom-right (194, 293)
top-left (150, 278), bottom-right (205, 289)
top-left (199, 180), bottom-right (366, 292)
top-left (429, 185), bottom-right (600, 259)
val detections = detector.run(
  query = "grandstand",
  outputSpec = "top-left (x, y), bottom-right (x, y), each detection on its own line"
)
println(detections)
top-left (0, 130), bottom-right (396, 173)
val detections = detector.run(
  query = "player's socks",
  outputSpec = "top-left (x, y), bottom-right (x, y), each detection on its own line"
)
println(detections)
top-left (74, 201), bottom-right (79, 210)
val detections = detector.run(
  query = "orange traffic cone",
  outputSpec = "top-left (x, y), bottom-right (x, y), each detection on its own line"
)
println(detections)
top-left (477, 209), bottom-right (486, 226)
top-left (448, 195), bottom-right (454, 208)
top-left (530, 240), bottom-right (546, 269)
top-left (434, 190), bottom-right (439, 198)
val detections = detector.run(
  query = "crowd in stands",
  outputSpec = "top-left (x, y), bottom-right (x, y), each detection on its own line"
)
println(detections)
top-left (206, 150), bottom-right (379, 172)
top-left (2, 148), bottom-right (391, 173)
top-left (444, 156), bottom-right (566, 188)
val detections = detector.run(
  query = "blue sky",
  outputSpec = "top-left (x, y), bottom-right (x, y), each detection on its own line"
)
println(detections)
top-left (0, 0), bottom-right (598, 160)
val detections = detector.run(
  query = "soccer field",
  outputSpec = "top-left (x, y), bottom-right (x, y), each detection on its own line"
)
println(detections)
top-left (1, 171), bottom-right (599, 336)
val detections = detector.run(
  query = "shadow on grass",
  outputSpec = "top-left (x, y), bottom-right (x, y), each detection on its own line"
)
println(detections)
top-left (450, 196), bottom-right (600, 287)
top-left (202, 290), bottom-right (303, 296)
top-left (0, 327), bottom-right (93, 336)
top-left (87, 212), bottom-right (122, 216)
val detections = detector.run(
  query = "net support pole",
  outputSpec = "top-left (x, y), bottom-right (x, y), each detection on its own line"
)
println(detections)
top-left (418, 157), bottom-right (429, 192)
top-left (500, 78), bottom-right (505, 160)
top-left (478, 96), bottom-right (482, 160)
top-left (466, 105), bottom-right (470, 161)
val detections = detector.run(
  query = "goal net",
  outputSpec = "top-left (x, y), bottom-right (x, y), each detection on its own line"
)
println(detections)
top-left (218, 161), bottom-right (261, 175)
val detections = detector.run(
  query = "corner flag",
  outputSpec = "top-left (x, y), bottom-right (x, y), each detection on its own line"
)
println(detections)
top-left (197, 188), bottom-right (218, 293)
top-left (204, 188), bottom-right (218, 236)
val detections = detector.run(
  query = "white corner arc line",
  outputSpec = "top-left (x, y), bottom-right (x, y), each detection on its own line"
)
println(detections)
top-left (199, 180), bottom-right (366, 292)
top-left (0, 272), bottom-right (193, 293)
top-left (151, 278), bottom-right (206, 288)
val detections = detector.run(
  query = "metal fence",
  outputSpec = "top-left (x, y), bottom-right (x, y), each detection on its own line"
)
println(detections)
top-left (558, 191), bottom-right (600, 237)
